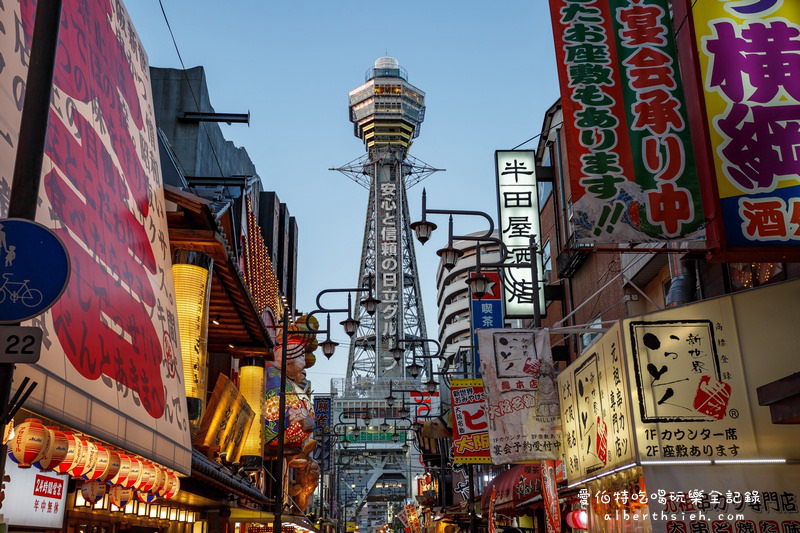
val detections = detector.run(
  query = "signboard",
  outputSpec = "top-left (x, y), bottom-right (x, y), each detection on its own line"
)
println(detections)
top-left (0, 0), bottom-right (191, 473)
top-left (376, 166), bottom-right (402, 376)
top-left (643, 464), bottom-right (800, 533)
top-left (449, 378), bottom-right (491, 464)
top-left (477, 329), bottom-right (561, 463)
top-left (469, 272), bottom-right (503, 375)
top-left (0, 326), bottom-right (43, 363)
top-left (541, 460), bottom-right (561, 533)
top-left (193, 374), bottom-right (255, 462)
top-left (0, 220), bottom-right (69, 323)
top-left (495, 150), bottom-right (545, 318)
top-left (690, 0), bottom-right (800, 254)
top-left (558, 322), bottom-right (635, 484)
top-left (1, 460), bottom-right (68, 527)
top-left (405, 503), bottom-right (421, 533)
top-left (548, 0), bottom-right (704, 243)
top-left (313, 395), bottom-right (332, 470)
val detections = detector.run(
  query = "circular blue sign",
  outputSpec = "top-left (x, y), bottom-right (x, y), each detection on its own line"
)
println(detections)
top-left (0, 219), bottom-right (70, 324)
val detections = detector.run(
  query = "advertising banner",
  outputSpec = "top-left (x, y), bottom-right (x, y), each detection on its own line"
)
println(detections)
top-left (449, 378), bottom-right (492, 464)
top-left (495, 151), bottom-right (545, 317)
top-left (405, 503), bottom-right (422, 533)
top-left (548, 0), bottom-right (704, 243)
top-left (558, 322), bottom-right (636, 483)
top-left (470, 272), bottom-right (503, 375)
top-left (1, 460), bottom-right (68, 528)
top-left (691, 1), bottom-right (800, 251)
top-left (193, 374), bottom-right (255, 462)
top-left (0, 0), bottom-right (191, 472)
top-left (477, 329), bottom-right (561, 463)
top-left (541, 460), bottom-right (561, 533)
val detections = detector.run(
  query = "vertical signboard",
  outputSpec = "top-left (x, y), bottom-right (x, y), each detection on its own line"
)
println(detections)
top-left (0, 0), bottom-right (191, 473)
top-left (313, 395), bottom-right (332, 471)
top-left (469, 271), bottom-right (503, 375)
top-left (540, 460), bottom-right (561, 533)
top-left (692, 1), bottom-right (800, 252)
top-left (558, 322), bottom-right (635, 484)
top-left (477, 329), bottom-right (561, 463)
top-left (548, 0), bottom-right (704, 243)
top-left (375, 162), bottom-right (402, 376)
top-left (495, 150), bottom-right (545, 318)
top-left (449, 378), bottom-right (492, 464)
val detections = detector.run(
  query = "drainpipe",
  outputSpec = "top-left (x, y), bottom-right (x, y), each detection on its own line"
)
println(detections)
top-left (665, 254), bottom-right (697, 307)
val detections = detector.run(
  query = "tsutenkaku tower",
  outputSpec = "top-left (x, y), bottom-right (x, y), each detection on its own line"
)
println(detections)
top-left (336, 57), bottom-right (441, 387)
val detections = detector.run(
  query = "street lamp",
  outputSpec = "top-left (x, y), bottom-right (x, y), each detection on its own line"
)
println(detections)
top-left (409, 190), bottom-right (437, 244)
top-left (424, 377), bottom-right (438, 394)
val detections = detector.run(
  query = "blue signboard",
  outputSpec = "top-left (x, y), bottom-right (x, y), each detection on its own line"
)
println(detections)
top-left (313, 395), bottom-right (332, 470)
top-left (469, 272), bottom-right (504, 376)
top-left (0, 219), bottom-right (70, 324)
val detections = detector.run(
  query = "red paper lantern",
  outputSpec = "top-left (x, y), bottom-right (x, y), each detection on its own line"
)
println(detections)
top-left (566, 510), bottom-right (588, 530)
top-left (54, 432), bottom-right (79, 475)
top-left (85, 445), bottom-right (110, 481)
top-left (163, 471), bottom-right (180, 499)
top-left (35, 427), bottom-right (69, 471)
top-left (154, 467), bottom-right (170, 497)
top-left (125, 457), bottom-right (143, 489)
top-left (139, 462), bottom-right (157, 493)
top-left (8, 418), bottom-right (51, 468)
top-left (110, 453), bottom-right (132, 486)
top-left (104, 450), bottom-right (121, 484)
top-left (72, 438), bottom-right (97, 479)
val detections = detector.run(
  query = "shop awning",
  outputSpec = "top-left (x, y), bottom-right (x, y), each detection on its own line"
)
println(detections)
top-left (480, 465), bottom-right (540, 514)
top-left (191, 449), bottom-right (268, 504)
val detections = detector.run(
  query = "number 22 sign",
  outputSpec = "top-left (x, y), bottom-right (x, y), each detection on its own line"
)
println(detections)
top-left (0, 326), bottom-right (43, 363)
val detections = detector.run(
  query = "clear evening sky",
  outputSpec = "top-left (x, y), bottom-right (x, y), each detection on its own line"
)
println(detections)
top-left (125, 1), bottom-right (560, 392)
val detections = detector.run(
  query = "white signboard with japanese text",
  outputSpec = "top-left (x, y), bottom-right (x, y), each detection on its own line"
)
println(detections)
top-left (1, 460), bottom-right (68, 527)
top-left (477, 328), bottom-right (561, 463)
top-left (495, 150), bottom-right (545, 319)
top-left (559, 322), bottom-right (635, 484)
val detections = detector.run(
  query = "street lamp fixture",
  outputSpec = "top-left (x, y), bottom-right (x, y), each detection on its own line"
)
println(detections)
top-left (389, 343), bottom-right (404, 362)
top-left (391, 432), bottom-right (399, 443)
top-left (409, 189), bottom-right (438, 244)
top-left (424, 378), bottom-right (438, 394)
top-left (340, 293), bottom-right (360, 337)
top-left (401, 443), bottom-right (409, 453)
top-left (406, 360), bottom-right (423, 379)
top-left (398, 405), bottom-right (410, 418)
top-left (436, 243), bottom-right (462, 271)
top-left (385, 394), bottom-right (395, 407)
top-left (319, 314), bottom-right (339, 359)
top-left (466, 273), bottom-right (493, 299)
top-left (380, 422), bottom-right (390, 433)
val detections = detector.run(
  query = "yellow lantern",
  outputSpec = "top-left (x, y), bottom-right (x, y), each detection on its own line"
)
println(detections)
top-left (9, 418), bottom-right (51, 468)
top-left (239, 357), bottom-right (266, 465)
top-left (172, 250), bottom-right (214, 429)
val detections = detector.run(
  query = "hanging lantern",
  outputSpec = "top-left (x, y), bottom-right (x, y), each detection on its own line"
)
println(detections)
top-left (35, 427), bottom-right (69, 471)
top-left (139, 462), bottom-right (157, 493)
top-left (239, 357), bottom-right (266, 465)
top-left (566, 510), bottom-right (588, 530)
top-left (110, 453), bottom-right (132, 486)
top-left (125, 457), bottom-right (143, 489)
top-left (154, 467), bottom-right (170, 498)
top-left (136, 489), bottom-right (158, 503)
top-left (3, 420), bottom-right (13, 445)
top-left (9, 418), bottom-right (51, 468)
top-left (86, 445), bottom-right (110, 481)
top-left (54, 432), bottom-right (79, 475)
top-left (81, 480), bottom-right (107, 505)
top-left (172, 250), bottom-right (214, 429)
top-left (163, 471), bottom-right (180, 499)
top-left (73, 438), bottom-right (98, 479)
top-left (109, 485), bottom-right (134, 508)
top-left (104, 450), bottom-right (121, 484)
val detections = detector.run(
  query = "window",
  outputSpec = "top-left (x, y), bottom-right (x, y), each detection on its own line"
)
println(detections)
top-left (542, 240), bottom-right (552, 283)
top-left (580, 316), bottom-right (602, 353)
top-left (728, 262), bottom-right (785, 292)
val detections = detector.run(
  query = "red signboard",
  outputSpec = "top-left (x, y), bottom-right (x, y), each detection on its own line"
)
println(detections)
top-left (449, 379), bottom-right (492, 464)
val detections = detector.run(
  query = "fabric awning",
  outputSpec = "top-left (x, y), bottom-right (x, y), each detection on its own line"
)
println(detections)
top-left (481, 465), bottom-right (541, 514)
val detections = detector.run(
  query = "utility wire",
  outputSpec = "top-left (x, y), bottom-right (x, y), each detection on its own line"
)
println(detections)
top-left (157, 0), bottom-right (226, 178)
top-left (511, 120), bottom-right (564, 150)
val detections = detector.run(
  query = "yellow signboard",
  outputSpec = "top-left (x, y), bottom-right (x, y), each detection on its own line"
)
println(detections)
top-left (193, 374), bottom-right (255, 462)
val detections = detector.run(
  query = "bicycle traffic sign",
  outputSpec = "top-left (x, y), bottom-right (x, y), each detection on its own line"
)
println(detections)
top-left (0, 219), bottom-right (70, 324)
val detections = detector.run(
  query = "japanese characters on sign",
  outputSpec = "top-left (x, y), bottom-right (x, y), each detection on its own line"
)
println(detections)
top-left (405, 503), bottom-right (422, 533)
top-left (313, 395), bottom-right (332, 471)
top-left (477, 329), bottom-right (561, 463)
top-left (0, 0), bottom-right (191, 473)
top-left (558, 322), bottom-right (635, 484)
top-left (2, 460), bottom-right (68, 528)
top-left (449, 378), bottom-right (492, 464)
top-left (692, 1), bottom-right (800, 247)
top-left (495, 151), bottom-right (545, 319)
top-left (470, 271), bottom-right (504, 376)
top-left (377, 177), bottom-right (401, 374)
top-left (548, 0), bottom-right (704, 243)
top-left (193, 374), bottom-right (256, 462)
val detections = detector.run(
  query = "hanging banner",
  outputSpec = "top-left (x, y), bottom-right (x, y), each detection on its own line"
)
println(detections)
top-left (558, 322), bottom-right (636, 484)
top-left (548, 0), bottom-right (704, 243)
top-left (0, 0), bottom-right (191, 473)
top-left (541, 460), bottom-right (561, 533)
top-left (495, 151), bottom-right (545, 317)
top-left (691, 0), bottom-right (800, 254)
top-left (477, 329), bottom-right (561, 463)
top-left (449, 378), bottom-right (492, 464)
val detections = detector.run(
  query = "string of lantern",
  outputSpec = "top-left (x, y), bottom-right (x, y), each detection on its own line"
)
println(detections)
top-left (6, 418), bottom-right (180, 505)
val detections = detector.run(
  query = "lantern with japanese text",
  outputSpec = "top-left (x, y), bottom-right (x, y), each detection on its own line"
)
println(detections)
top-left (139, 461), bottom-right (157, 492)
top-left (240, 357), bottom-right (266, 463)
top-left (125, 457), bottom-right (143, 489)
top-left (104, 450), bottom-right (121, 484)
top-left (9, 418), bottom-right (51, 468)
top-left (3, 421), bottom-right (13, 445)
top-left (110, 453), bottom-right (132, 486)
top-left (81, 480), bottom-right (107, 504)
top-left (54, 432), bottom-right (79, 474)
top-left (109, 485), bottom-right (134, 508)
top-left (35, 427), bottom-right (69, 471)
top-left (73, 438), bottom-right (98, 479)
top-left (85, 445), bottom-right (110, 481)
top-left (154, 467), bottom-right (170, 498)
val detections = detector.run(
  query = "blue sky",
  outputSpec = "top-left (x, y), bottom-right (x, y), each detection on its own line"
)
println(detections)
top-left (126, 1), bottom-right (561, 392)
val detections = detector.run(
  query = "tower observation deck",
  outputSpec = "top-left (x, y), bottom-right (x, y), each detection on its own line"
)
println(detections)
top-left (329, 57), bottom-right (442, 531)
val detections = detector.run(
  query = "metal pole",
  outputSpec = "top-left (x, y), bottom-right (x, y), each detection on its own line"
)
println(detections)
top-left (530, 235), bottom-right (542, 329)
top-left (0, 0), bottom-right (62, 486)
top-left (273, 310), bottom-right (291, 533)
